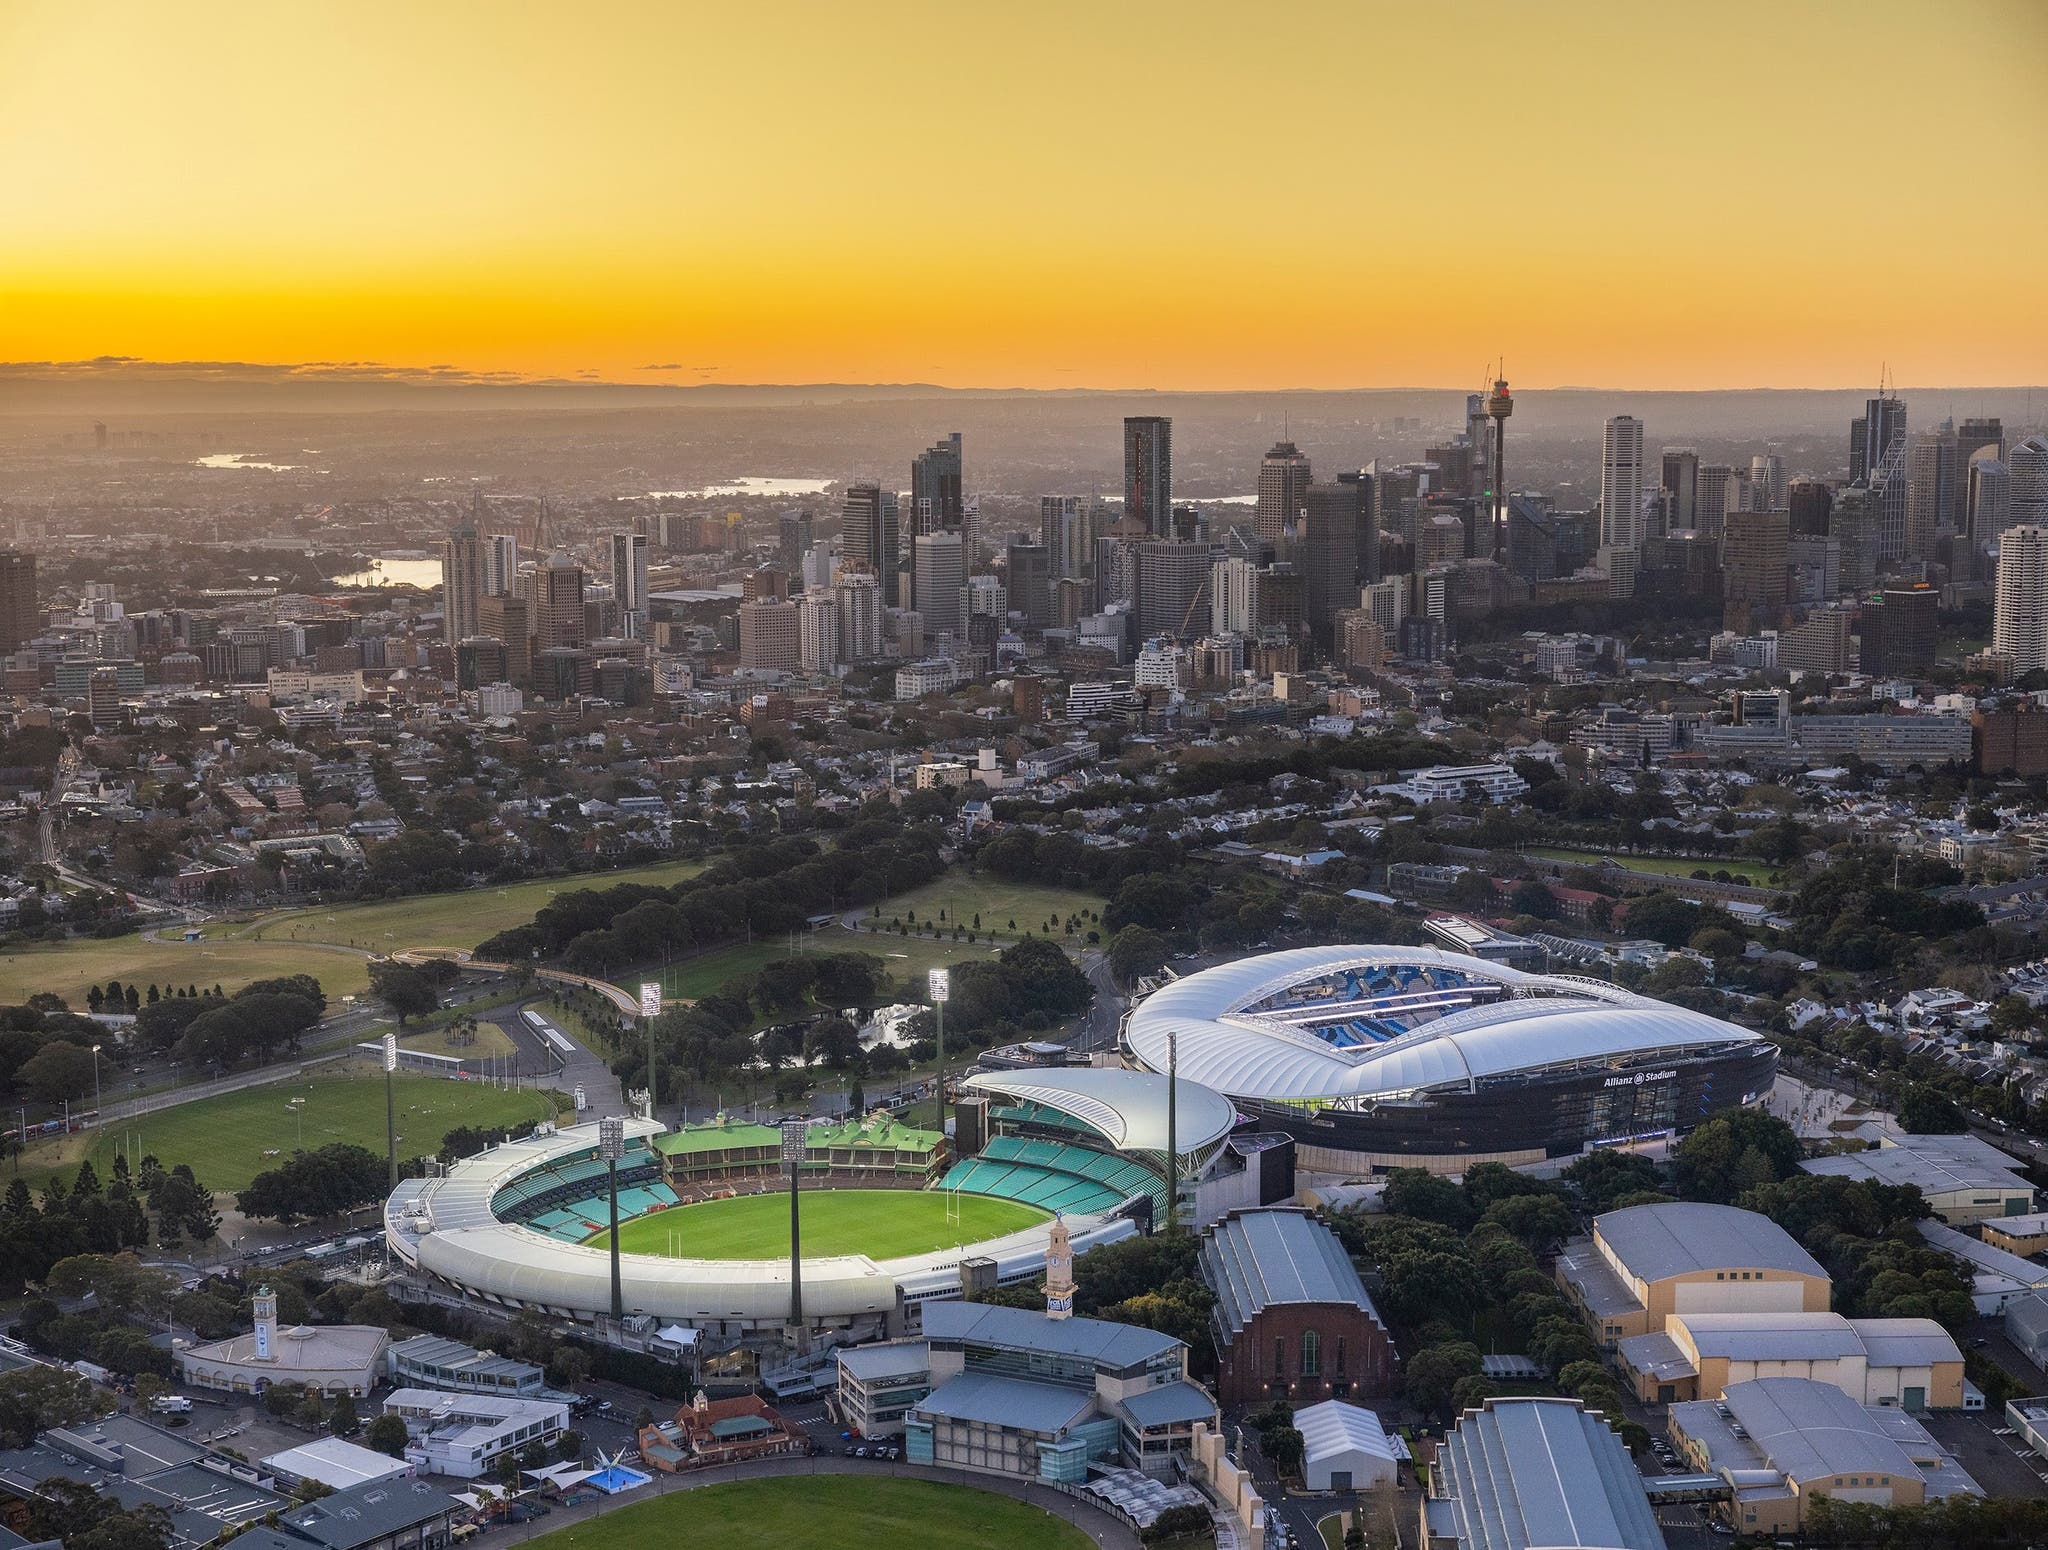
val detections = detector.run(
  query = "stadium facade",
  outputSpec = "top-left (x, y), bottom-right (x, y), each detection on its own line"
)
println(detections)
top-left (1122, 945), bottom-right (1775, 1173)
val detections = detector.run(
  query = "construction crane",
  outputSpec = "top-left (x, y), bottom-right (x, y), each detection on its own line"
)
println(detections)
top-left (1178, 573), bottom-right (1212, 639)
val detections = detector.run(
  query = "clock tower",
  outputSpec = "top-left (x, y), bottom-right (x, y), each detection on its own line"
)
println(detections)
top-left (1044, 1218), bottom-right (1075, 1320)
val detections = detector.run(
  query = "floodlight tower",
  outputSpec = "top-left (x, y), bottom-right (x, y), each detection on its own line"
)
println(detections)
top-left (1485, 372), bottom-right (1513, 562)
top-left (783, 1118), bottom-right (808, 1351)
top-left (929, 968), bottom-right (950, 1142)
top-left (639, 982), bottom-right (663, 1126)
top-left (1162, 1029), bottom-right (1178, 1233)
top-left (382, 1033), bottom-right (399, 1190)
top-left (599, 1115), bottom-right (625, 1321)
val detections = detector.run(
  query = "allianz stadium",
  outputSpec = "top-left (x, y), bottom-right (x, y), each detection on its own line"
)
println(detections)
top-left (1122, 946), bottom-right (1776, 1173)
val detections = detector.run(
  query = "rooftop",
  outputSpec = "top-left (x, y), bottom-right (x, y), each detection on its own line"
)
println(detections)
top-left (920, 1300), bottom-right (1181, 1371)
top-left (1199, 1208), bottom-right (1384, 1343)
top-left (1675, 1377), bottom-right (1923, 1485)
top-left (912, 1371), bottom-right (1096, 1435)
top-left (836, 1340), bottom-right (930, 1383)
top-left (1597, 1202), bottom-right (1826, 1283)
top-left (1293, 1400), bottom-right (1410, 1466)
top-left (1801, 1132), bottom-right (2033, 1197)
top-left (1435, 1397), bottom-right (1665, 1550)
top-left (259, 1436), bottom-right (414, 1491)
top-left (961, 1066), bottom-right (1236, 1155)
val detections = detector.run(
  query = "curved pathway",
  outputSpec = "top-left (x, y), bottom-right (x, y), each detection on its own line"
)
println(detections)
top-left (486, 1453), bottom-right (1141, 1550)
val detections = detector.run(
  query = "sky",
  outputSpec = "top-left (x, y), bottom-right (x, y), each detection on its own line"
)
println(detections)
top-left (3, 0), bottom-right (2045, 392)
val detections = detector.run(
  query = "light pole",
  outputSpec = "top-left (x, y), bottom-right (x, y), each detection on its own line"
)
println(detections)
top-left (783, 1118), bottom-right (807, 1352)
top-left (928, 969), bottom-right (948, 1140)
top-left (599, 1115), bottom-right (625, 1321)
top-left (90, 1044), bottom-right (101, 1124)
top-left (639, 983), bottom-right (662, 1128)
top-left (383, 1033), bottom-right (398, 1191)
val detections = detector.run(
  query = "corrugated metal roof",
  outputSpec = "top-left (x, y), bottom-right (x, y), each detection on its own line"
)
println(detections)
top-left (1713, 1377), bottom-right (1922, 1484)
top-left (1436, 1397), bottom-right (1666, 1550)
top-left (911, 1372), bottom-right (1095, 1434)
top-left (920, 1300), bottom-right (1181, 1368)
top-left (1596, 1203), bottom-right (1826, 1283)
top-left (1198, 1209), bottom-right (1384, 1344)
top-left (1119, 1382), bottom-right (1220, 1429)
top-left (1294, 1400), bottom-right (1409, 1465)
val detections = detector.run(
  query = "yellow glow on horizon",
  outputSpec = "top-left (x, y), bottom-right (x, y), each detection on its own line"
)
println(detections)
top-left (4, 0), bottom-right (2045, 389)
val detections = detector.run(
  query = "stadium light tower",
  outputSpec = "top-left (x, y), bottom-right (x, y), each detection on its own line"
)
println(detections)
top-left (382, 1033), bottom-right (399, 1190)
top-left (599, 1115), bottom-right (625, 1321)
top-left (929, 968), bottom-right (949, 1144)
top-left (1485, 371), bottom-right (1513, 562)
top-left (639, 982), bottom-right (663, 1127)
top-left (783, 1118), bottom-right (808, 1351)
top-left (1163, 1029), bottom-right (1178, 1233)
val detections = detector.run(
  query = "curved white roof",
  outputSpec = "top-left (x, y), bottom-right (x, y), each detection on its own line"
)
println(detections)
top-left (962, 1067), bottom-right (1236, 1155)
top-left (1125, 945), bottom-right (1764, 1104)
top-left (383, 1119), bottom-right (1129, 1322)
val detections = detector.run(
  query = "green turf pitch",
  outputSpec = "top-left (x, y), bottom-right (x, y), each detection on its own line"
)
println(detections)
top-left (591, 1187), bottom-right (1048, 1260)
top-left (516, 1475), bottom-right (1094, 1550)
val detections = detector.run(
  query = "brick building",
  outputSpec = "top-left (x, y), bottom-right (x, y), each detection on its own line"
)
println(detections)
top-left (1975, 704), bottom-right (2048, 778)
top-left (1196, 1208), bottom-right (1397, 1407)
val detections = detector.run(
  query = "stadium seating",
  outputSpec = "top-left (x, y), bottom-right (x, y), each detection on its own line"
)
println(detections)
top-left (935, 1135), bottom-right (1163, 1219)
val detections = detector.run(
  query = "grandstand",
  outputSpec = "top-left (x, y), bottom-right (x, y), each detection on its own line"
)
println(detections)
top-left (487, 1134), bottom-right (678, 1242)
top-left (657, 1113), bottom-right (947, 1196)
top-left (938, 1134), bottom-right (1166, 1219)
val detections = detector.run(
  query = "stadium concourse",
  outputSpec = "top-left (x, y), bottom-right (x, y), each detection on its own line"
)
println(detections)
top-left (382, 1065), bottom-right (1254, 1349)
top-left (1122, 944), bottom-right (1778, 1174)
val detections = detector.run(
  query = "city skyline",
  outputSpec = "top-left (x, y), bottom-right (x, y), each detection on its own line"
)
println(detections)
top-left (4, 1), bottom-right (2044, 391)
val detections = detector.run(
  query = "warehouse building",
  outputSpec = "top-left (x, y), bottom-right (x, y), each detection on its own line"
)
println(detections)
top-left (1801, 1132), bottom-right (2036, 1225)
top-left (1616, 1311), bottom-right (1964, 1409)
top-left (1423, 1396), bottom-right (1664, 1550)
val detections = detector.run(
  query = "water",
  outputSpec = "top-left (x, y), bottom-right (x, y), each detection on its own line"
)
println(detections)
top-left (330, 557), bottom-right (443, 589)
top-left (193, 452), bottom-right (305, 472)
top-left (637, 477), bottom-right (836, 500)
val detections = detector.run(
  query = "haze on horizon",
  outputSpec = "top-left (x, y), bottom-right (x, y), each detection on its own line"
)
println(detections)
top-left (4, 0), bottom-right (2044, 393)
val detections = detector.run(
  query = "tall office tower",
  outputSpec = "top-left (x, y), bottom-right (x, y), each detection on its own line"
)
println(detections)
top-left (1339, 468), bottom-right (1381, 582)
top-left (1721, 509), bottom-right (1791, 630)
top-left (1302, 481), bottom-right (1363, 646)
top-left (1133, 540), bottom-right (1210, 640)
top-left (840, 483), bottom-right (901, 606)
top-left (1902, 423), bottom-right (1958, 565)
top-left (1004, 540), bottom-right (1053, 629)
top-left (1859, 584), bottom-right (1939, 676)
top-left (1209, 556), bottom-right (1256, 636)
top-left (777, 511), bottom-right (814, 581)
top-left (913, 530), bottom-right (967, 638)
top-left (1749, 451), bottom-right (1786, 512)
top-left (608, 530), bottom-right (650, 630)
top-left (737, 599), bottom-right (801, 671)
top-left (911, 433), bottom-right (964, 535)
top-left (1660, 448), bottom-right (1699, 532)
top-left (1123, 416), bottom-right (1173, 535)
top-left (1039, 496), bottom-right (1090, 580)
top-left (1694, 464), bottom-right (1735, 543)
top-left (1469, 391), bottom-right (1495, 502)
top-left (1851, 392), bottom-right (1908, 483)
top-left (832, 572), bottom-right (882, 663)
top-left (1787, 479), bottom-right (1833, 537)
top-left (477, 594), bottom-right (530, 687)
top-left (1255, 440), bottom-right (1313, 546)
top-left (527, 551), bottom-right (586, 653)
top-left (441, 522), bottom-right (484, 645)
top-left (1598, 415), bottom-right (1646, 588)
top-left (1830, 488), bottom-right (1882, 596)
top-left (1868, 436), bottom-right (1912, 560)
top-left (796, 593), bottom-right (840, 673)
top-left (743, 566), bottom-right (790, 602)
top-left (1967, 454), bottom-right (2010, 556)
top-left (2011, 434), bottom-right (2048, 525)
top-left (483, 534), bottom-right (519, 597)
top-left (0, 550), bottom-right (37, 653)
top-left (1993, 524), bottom-right (2048, 675)
top-left (1954, 418), bottom-right (2005, 525)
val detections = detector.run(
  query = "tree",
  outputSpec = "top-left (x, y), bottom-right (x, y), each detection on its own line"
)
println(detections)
top-left (802, 1017), bottom-right (860, 1071)
top-left (1107, 925), bottom-right (1171, 985)
top-left (1507, 880), bottom-right (1558, 920)
top-left (366, 1413), bottom-right (411, 1458)
top-left (17, 1042), bottom-right (94, 1105)
top-left (1481, 1194), bottom-right (1576, 1251)
top-left (0, 1364), bottom-right (104, 1445)
top-left (1382, 1169), bottom-right (1474, 1230)
top-left (45, 1253), bottom-right (176, 1320)
top-left (330, 1391), bottom-right (359, 1436)
top-left (237, 1144), bottom-right (388, 1224)
top-left (368, 961), bottom-right (438, 1027)
top-left (1671, 1110), bottom-right (1802, 1203)
top-left (1403, 1342), bottom-right (1482, 1422)
top-left (27, 1479), bottom-right (174, 1550)
top-left (1897, 1084), bottom-right (1966, 1135)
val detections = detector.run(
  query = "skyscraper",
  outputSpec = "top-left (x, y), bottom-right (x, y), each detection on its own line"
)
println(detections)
top-left (1660, 448), bottom-right (1699, 532)
top-left (1993, 524), bottom-right (2048, 675)
top-left (1721, 509), bottom-right (1790, 630)
top-left (1694, 464), bottom-right (1735, 543)
top-left (1005, 540), bottom-right (1053, 629)
top-left (1255, 440), bottom-right (1312, 546)
top-left (608, 530), bottom-right (649, 624)
top-left (913, 530), bottom-right (967, 639)
top-left (1123, 416), bottom-right (1173, 536)
top-left (441, 522), bottom-right (484, 646)
top-left (911, 433), bottom-right (963, 535)
top-left (1868, 435), bottom-right (1912, 560)
top-left (1303, 480), bottom-right (1363, 646)
top-left (478, 593), bottom-right (530, 687)
top-left (1967, 453), bottom-right (2010, 555)
top-left (832, 572), bottom-right (882, 663)
top-left (777, 511), bottom-right (814, 581)
top-left (1954, 418), bottom-right (2005, 526)
top-left (1787, 479), bottom-right (1833, 538)
top-left (1903, 423), bottom-right (1957, 563)
top-left (483, 533), bottom-right (519, 597)
top-left (1210, 556), bottom-right (1257, 636)
top-left (1851, 393), bottom-right (1907, 484)
top-left (840, 482), bottom-right (901, 606)
top-left (1749, 450), bottom-right (1785, 512)
top-left (528, 550), bottom-right (586, 653)
top-left (1598, 415), bottom-right (1646, 590)
top-left (1134, 540), bottom-right (1210, 641)
top-left (0, 550), bottom-right (38, 653)
top-left (1040, 495), bottom-right (1090, 580)
top-left (2011, 434), bottom-right (2048, 525)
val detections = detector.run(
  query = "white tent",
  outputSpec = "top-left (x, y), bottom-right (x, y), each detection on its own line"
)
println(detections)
top-left (1294, 1399), bottom-right (1407, 1493)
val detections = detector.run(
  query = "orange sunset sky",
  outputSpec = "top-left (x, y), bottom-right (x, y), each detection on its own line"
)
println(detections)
top-left (3, 0), bottom-right (2044, 391)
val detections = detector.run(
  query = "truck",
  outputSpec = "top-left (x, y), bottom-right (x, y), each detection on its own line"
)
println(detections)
top-left (149, 1395), bottom-right (195, 1415)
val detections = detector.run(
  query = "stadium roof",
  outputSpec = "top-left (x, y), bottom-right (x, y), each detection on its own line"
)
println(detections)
top-left (921, 1300), bottom-right (1183, 1369)
top-left (385, 1119), bottom-right (1132, 1322)
top-left (961, 1067), bottom-right (1235, 1155)
top-left (1199, 1209), bottom-right (1384, 1344)
top-left (1436, 1397), bottom-right (1665, 1550)
top-left (1596, 1202), bottom-right (1826, 1283)
top-left (1124, 945), bottom-right (1767, 1103)
top-left (657, 1114), bottom-right (942, 1157)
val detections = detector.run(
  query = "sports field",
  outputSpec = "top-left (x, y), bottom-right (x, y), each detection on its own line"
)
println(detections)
top-left (518, 1475), bottom-right (1093, 1550)
top-left (21, 1071), bottom-right (562, 1195)
top-left (592, 1187), bottom-right (1048, 1261)
top-left (0, 937), bottom-right (372, 1014)
top-left (871, 874), bottom-right (1106, 942)
top-left (1528, 847), bottom-right (1783, 886)
top-left (637, 926), bottom-right (998, 1004)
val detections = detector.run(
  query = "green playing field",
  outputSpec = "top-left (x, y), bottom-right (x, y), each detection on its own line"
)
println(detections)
top-left (516, 1476), bottom-right (1094, 1550)
top-left (590, 1187), bottom-right (1048, 1260)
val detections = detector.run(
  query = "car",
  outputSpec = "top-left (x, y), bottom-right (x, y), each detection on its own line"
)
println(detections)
top-left (1970, 1337), bottom-right (1989, 1347)
top-left (1708, 1524), bottom-right (1734, 1537)
top-left (850, 1445), bottom-right (869, 1458)
top-left (595, 1400), bottom-right (614, 1414)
